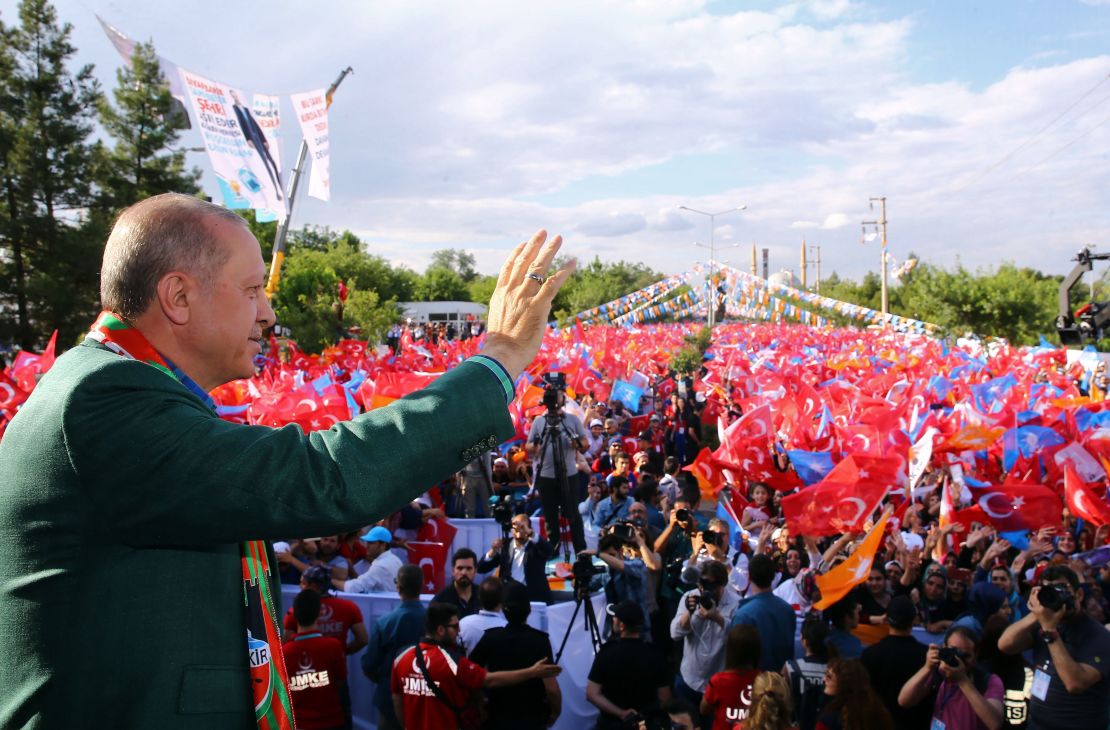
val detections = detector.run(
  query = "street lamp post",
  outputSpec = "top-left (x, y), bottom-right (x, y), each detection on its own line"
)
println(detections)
top-left (679, 205), bottom-right (746, 328)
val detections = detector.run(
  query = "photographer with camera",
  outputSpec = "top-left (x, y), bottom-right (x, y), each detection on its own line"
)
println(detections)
top-left (998, 565), bottom-right (1110, 730)
top-left (898, 626), bottom-right (1005, 730)
top-left (526, 375), bottom-right (591, 553)
top-left (478, 513), bottom-right (554, 604)
top-left (670, 560), bottom-right (740, 719)
top-left (656, 494), bottom-right (700, 612)
top-left (586, 529), bottom-right (654, 637)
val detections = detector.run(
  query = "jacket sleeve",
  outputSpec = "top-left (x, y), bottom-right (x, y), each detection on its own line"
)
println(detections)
top-left (66, 358), bottom-right (514, 545)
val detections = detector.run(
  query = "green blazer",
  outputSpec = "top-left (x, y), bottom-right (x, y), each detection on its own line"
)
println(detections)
top-left (0, 342), bottom-right (513, 728)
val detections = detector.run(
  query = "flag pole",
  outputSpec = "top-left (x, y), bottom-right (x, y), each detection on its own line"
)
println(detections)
top-left (266, 66), bottom-right (354, 298)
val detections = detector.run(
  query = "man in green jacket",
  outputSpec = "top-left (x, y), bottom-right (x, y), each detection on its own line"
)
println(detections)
top-left (0, 193), bottom-right (572, 729)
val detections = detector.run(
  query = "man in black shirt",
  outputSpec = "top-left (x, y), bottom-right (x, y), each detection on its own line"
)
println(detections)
top-left (861, 595), bottom-right (932, 730)
top-left (999, 565), bottom-right (1110, 730)
top-left (432, 548), bottom-right (482, 618)
top-left (470, 583), bottom-right (561, 729)
top-left (587, 600), bottom-right (672, 729)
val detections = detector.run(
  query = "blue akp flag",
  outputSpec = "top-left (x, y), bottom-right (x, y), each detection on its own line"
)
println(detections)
top-left (1002, 425), bottom-right (1066, 472)
top-left (786, 450), bottom-right (836, 486)
top-left (610, 379), bottom-right (645, 413)
top-left (970, 373), bottom-right (1018, 413)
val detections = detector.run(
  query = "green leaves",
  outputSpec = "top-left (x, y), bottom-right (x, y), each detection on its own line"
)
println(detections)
top-left (94, 40), bottom-right (200, 208)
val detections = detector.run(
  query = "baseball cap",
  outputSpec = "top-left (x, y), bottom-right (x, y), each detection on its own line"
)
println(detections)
top-left (590, 419), bottom-right (604, 428)
top-left (301, 565), bottom-right (332, 587)
top-left (886, 595), bottom-right (916, 630)
top-left (493, 457), bottom-right (508, 467)
top-left (606, 600), bottom-right (644, 628)
top-left (361, 526), bottom-right (393, 544)
top-left (637, 430), bottom-right (652, 441)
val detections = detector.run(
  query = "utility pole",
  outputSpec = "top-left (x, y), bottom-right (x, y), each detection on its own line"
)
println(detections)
top-left (861, 196), bottom-right (889, 324)
top-left (800, 239), bottom-right (807, 288)
top-left (266, 66), bottom-right (354, 298)
top-left (804, 244), bottom-right (822, 293)
top-left (679, 205), bottom-right (746, 328)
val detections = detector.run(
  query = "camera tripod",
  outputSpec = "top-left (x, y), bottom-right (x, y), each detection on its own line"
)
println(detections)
top-left (554, 573), bottom-right (604, 663)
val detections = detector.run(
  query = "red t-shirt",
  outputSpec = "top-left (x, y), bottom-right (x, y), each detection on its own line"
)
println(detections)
top-left (283, 595), bottom-right (363, 647)
top-left (391, 641), bottom-right (487, 730)
top-left (281, 633), bottom-right (347, 730)
top-left (339, 540), bottom-right (368, 564)
top-left (703, 668), bottom-right (760, 730)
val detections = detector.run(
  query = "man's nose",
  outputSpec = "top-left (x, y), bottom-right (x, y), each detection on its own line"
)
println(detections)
top-left (259, 292), bottom-right (276, 329)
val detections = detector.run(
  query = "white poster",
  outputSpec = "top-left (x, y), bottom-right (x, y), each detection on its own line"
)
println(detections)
top-left (178, 68), bottom-right (284, 219)
top-left (251, 93), bottom-right (283, 187)
top-left (290, 89), bottom-right (331, 201)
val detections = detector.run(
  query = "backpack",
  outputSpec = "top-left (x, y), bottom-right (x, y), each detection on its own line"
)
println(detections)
top-left (786, 657), bottom-right (829, 730)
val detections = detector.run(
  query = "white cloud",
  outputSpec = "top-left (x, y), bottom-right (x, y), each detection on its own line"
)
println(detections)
top-left (63, 0), bottom-right (1110, 282)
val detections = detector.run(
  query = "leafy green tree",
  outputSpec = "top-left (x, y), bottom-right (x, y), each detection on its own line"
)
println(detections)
top-left (0, 0), bottom-right (101, 349)
top-left (94, 41), bottom-right (199, 209)
top-left (270, 242), bottom-right (402, 353)
top-left (428, 248), bottom-right (478, 282)
top-left (551, 257), bottom-right (660, 321)
top-left (468, 274), bottom-right (498, 307)
top-left (416, 266), bottom-right (469, 301)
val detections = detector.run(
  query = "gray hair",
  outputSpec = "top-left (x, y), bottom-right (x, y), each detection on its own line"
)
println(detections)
top-left (100, 193), bottom-right (247, 320)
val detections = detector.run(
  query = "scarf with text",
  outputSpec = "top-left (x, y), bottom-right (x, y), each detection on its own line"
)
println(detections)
top-left (89, 311), bottom-right (295, 730)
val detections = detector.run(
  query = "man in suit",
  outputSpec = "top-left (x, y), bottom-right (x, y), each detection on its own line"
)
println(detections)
top-left (478, 513), bottom-right (555, 604)
top-left (0, 192), bottom-right (573, 729)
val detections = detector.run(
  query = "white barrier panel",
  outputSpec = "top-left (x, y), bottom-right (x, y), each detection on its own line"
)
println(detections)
top-left (280, 585), bottom-right (601, 730)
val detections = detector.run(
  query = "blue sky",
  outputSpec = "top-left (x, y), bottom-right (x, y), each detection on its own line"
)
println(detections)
top-left (5, 0), bottom-right (1109, 284)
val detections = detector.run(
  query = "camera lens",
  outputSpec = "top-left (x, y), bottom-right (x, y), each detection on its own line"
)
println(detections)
top-left (675, 509), bottom-right (689, 523)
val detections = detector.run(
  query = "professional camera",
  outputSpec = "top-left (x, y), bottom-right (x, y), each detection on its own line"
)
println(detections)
top-left (488, 493), bottom-right (516, 527)
top-left (1039, 583), bottom-right (1074, 612)
top-left (675, 508), bottom-right (690, 524)
top-left (541, 371), bottom-right (566, 411)
top-left (572, 552), bottom-right (605, 582)
top-left (685, 591), bottom-right (716, 613)
top-left (937, 647), bottom-right (963, 668)
top-left (701, 529), bottom-right (722, 548)
top-left (609, 521), bottom-right (636, 542)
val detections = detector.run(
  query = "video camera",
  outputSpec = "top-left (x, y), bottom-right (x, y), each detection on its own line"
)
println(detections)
top-left (488, 493), bottom-right (518, 527)
top-left (572, 553), bottom-right (605, 597)
top-left (541, 372), bottom-right (566, 411)
top-left (1039, 583), bottom-right (1074, 612)
top-left (609, 521), bottom-right (637, 542)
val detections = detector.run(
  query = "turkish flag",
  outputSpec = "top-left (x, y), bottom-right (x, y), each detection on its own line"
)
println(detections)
top-left (953, 483), bottom-right (1063, 533)
top-left (781, 478), bottom-right (888, 537)
top-left (685, 447), bottom-right (725, 498)
top-left (0, 373), bottom-right (28, 412)
top-left (1065, 465), bottom-right (1110, 528)
top-left (416, 517), bottom-right (458, 547)
top-left (407, 541), bottom-right (449, 593)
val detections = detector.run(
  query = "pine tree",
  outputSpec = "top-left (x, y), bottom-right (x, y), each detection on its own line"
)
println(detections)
top-left (95, 41), bottom-right (199, 209)
top-left (0, 0), bottom-right (101, 349)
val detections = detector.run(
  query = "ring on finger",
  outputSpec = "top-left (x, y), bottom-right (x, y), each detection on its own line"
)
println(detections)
top-left (525, 272), bottom-right (546, 284)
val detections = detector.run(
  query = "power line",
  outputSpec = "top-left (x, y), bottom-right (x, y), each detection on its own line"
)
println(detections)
top-left (949, 70), bottom-right (1110, 194)
top-left (1007, 111), bottom-right (1110, 182)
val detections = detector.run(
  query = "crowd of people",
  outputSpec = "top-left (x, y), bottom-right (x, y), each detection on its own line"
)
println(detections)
top-left (273, 376), bottom-right (1110, 730)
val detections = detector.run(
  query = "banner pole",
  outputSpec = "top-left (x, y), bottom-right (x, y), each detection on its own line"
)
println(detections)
top-left (266, 66), bottom-right (354, 298)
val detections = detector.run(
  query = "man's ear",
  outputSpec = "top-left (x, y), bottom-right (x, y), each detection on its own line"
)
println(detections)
top-left (156, 271), bottom-right (194, 326)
